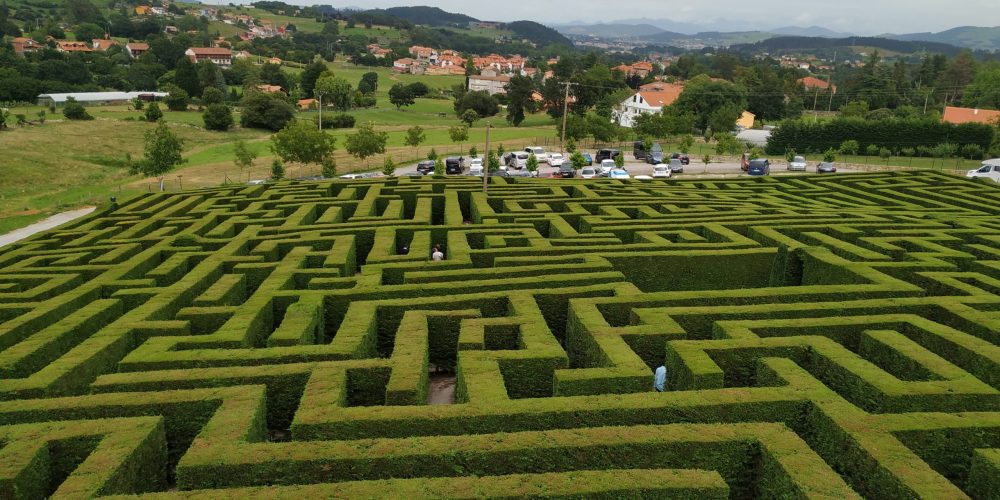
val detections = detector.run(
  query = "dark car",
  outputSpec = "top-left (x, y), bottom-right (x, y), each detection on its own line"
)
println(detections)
top-left (646, 144), bottom-right (664, 165)
top-left (558, 164), bottom-right (575, 178)
top-left (582, 153), bottom-right (594, 166)
top-left (747, 159), bottom-right (770, 176)
top-left (595, 149), bottom-right (621, 163)
top-left (490, 170), bottom-right (511, 178)
top-left (633, 141), bottom-right (647, 160)
top-left (670, 152), bottom-right (690, 165)
top-left (817, 162), bottom-right (837, 174)
top-left (445, 157), bottom-right (464, 175)
top-left (416, 160), bottom-right (435, 175)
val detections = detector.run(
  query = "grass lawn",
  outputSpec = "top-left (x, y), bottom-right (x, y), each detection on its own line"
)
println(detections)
top-left (0, 119), bottom-right (267, 223)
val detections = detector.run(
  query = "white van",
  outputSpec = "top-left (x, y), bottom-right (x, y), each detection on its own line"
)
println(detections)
top-left (524, 147), bottom-right (548, 163)
top-left (506, 152), bottom-right (530, 170)
top-left (967, 159), bottom-right (1000, 183)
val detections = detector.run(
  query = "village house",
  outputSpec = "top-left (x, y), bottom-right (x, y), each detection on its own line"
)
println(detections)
top-left (613, 61), bottom-right (654, 78)
top-left (91, 38), bottom-right (117, 51)
top-left (613, 82), bottom-right (685, 127)
top-left (185, 47), bottom-right (233, 67)
top-left (409, 45), bottom-right (438, 63)
top-left (393, 57), bottom-right (416, 73)
top-left (135, 6), bottom-right (151, 15)
top-left (56, 41), bottom-right (92, 53)
top-left (256, 84), bottom-right (287, 95)
top-left (125, 42), bottom-right (150, 59)
top-left (11, 37), bottom-right (41, 56)
top-left (468, 69), bottom-right (511, 95)
top-left (798, 76), bottom-right (837, 93)
top-left (942, 106), bottom-right (1000, 126)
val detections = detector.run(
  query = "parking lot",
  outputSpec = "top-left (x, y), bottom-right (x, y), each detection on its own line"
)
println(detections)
top-left (393, 152), bottom-right (857, 179)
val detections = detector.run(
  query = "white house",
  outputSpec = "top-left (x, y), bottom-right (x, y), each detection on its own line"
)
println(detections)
top-left (613, 83), bottom-right (684, 127)
top-left (184, 47), bottom-right (233, 68)
top-left (468, 70), bottom-right (511, 96)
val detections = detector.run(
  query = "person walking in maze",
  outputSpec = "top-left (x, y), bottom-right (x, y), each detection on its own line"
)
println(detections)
top-left (431, 244), bottom-right (444, 261)
top-left (653, 365), bottom-right (667, 392)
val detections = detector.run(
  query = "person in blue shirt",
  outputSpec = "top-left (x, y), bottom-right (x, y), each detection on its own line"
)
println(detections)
top-left (653, 365), bottom-right (667, 392)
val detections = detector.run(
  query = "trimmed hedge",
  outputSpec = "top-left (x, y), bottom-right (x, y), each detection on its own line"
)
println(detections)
top-left (766, 117), bottom-right (995, 155)
top-left (0, 171), bottom-right (995, 497)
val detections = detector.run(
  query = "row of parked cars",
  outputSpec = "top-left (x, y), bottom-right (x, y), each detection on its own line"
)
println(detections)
top-left (744, 156), bottom-right (838, 176)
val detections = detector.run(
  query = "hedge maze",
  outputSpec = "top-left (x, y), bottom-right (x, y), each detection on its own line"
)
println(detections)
top-left (1, 170), bottom-right (999, 498)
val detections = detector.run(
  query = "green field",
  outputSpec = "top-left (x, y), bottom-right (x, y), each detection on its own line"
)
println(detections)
top-left (0, 171), bottom-right (997, 497)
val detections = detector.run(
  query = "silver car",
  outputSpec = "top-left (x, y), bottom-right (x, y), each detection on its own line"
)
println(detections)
top-left (788, 155), bottom-right (807, 171)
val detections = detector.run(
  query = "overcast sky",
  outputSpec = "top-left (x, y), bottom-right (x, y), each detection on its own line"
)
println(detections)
top-left (238, 0), bottom-right (999, 35)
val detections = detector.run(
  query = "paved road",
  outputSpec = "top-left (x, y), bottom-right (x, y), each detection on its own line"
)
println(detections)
top-left (0, 207), bottom-right (96, 248)
top-left (393, 154), bottom-right (856, 178)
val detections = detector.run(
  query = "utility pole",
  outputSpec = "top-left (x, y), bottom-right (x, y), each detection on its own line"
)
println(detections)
top-left (483, 122), bottom-right (491, 193)
top-left (826, 50), bottom-right (837, 112)
top-left (559, 81), bottom-right (575, 155)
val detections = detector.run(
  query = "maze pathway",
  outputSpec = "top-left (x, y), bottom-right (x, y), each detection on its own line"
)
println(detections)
top-left (0, 171), bottom-right (998, 498)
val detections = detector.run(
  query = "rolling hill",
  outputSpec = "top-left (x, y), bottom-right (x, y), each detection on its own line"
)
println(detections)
top-left (374, 6), bottom-right (478, 26)
top-left (881, 26), bottom-right (1000, 52)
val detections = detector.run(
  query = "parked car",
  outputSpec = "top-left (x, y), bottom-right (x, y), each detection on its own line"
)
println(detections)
top-left (634, 175), bottom-right (653, 181)
top-left (558, 164), bottom-right (575, 178)
top-left (504, 152), bottom-right (529, 169)
top-left (510, 170), bottom-right (536, 178)
top-left (747, 159), bottom-right (770, 176)
top-left (416, 160), bottom-right (435, 175)
top-left (670, 152), bottom-right (690, 165)
top-left (401, 171), bottom-right (425, 177)
top-left (608, 169), bottom-right (630, 180)
top-left (788, 155), bottom-right (807, 171)
top-left (598, 159), bottom-right (617, 176)
top-left (580, 167), bottom-right (597, 179)
top-left (652, 165), bottom-right (672, 178)
top-left (966, 159), bottom-right (1000, 182)
top-left (548, 153), bottom-right (565, 167)
top-left (524, 146), bottom-right (548, 163)
top-left (445, 157), bottom-right (464, 175)
top-left (491, 170), bottom-right (511, 178)
top-left (817, 162), bottom-right (837, 174)
top-left (595, 149), bottom-right (621, 163)
top-left (582, 153), bottom-right (594, 166)
top-left (667, 158), bottom-right (684, 173)
top-left (469, 157), bottom-right (483, 170)
top-left (468, 164), bottom-right (484, 176)
top-left (633, 141), bottom-right (647, 160)
top-left (247, 179), bottom-right (267, 185)
top-left (646, 149), bottom-right (665, 165)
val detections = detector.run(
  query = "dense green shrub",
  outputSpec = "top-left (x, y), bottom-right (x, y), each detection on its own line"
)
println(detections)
top-left (240, 92), bottom-right (295, 131)
top-left (62, 97), bottom-right (93, 120)
top-left (766, 118), bottom-right (995, 155)
top-left (316, 113), bottom-right (356, 129)
top-left (202, 104), bottom-right (234, 131)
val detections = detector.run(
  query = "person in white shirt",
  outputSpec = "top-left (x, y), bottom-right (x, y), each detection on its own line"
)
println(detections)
top-left (653, 365), bottom-right (667, 392)
top-left (431, 244), bottom-right (444, 261)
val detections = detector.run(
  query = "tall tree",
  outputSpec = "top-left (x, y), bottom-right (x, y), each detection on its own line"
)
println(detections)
top-left (388, 84), bottom-right (415, 110)
top-left (345, 122), bottom-right (388, 166)
top-left (404, 125), bottom-right (426, 149)
top-left (358, 72), bottom-right (378, 94)
top-left (134, 122), bottom-right (185, 190)
top-left (937, 50), bottom-right (977, 104)
top-left (174, 56), bottom-right (201, 98)
top-left (197, 60), bottom-right (225, 96)
top-left (314, 75), bottom-right (353, 111)
top-left (271, 119), bottom-right (337, 166)
top-left (299, 62), bottom-right (327, 99)
top-left (504, 74), bottom-right (535, 127)
top-left (669, 75), bottom-right (747, 131)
